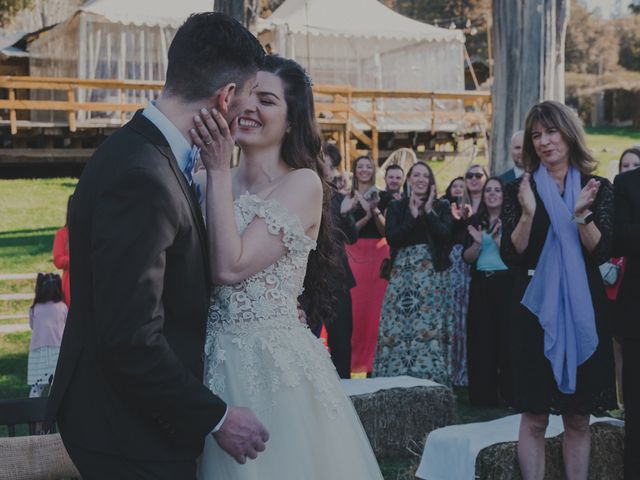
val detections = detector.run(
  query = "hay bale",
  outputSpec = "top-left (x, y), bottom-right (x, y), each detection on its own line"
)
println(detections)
top-left (350, 385), bottom-right (458, 458)
top-left (0, 432), bottom-right (81, 480)
top-left (475, 423), bottom-right (624, 480)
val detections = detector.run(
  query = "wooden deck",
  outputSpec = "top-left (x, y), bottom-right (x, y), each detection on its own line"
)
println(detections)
top-left (0, 76), bottom-right (491, 168)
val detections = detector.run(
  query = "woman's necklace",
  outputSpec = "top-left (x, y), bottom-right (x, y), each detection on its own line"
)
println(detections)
top-left (244, 167), bottom-right (294, 196)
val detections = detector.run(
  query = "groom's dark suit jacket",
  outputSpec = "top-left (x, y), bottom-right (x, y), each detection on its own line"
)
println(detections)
top-left (47, 111), bottom-right (226, 461)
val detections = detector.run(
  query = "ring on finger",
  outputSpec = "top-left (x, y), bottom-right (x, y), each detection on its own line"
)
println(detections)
top-left (204, 139), bottom-right (213, 145)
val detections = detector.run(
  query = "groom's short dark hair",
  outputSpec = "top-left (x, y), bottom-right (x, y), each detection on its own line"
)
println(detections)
top-left (165, 12), bottom-right (265, 102)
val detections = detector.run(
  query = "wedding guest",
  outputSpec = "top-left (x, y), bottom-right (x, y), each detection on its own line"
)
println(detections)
top-left (345, 155), bottom-right (389, 375)
top-left (604, 147), bottom-right (640, 406)
top-left (619, 147), bottom-right (640, 172)
top-left (373, 162), bottom-right (453, 385)
top-left (379, 147), bottom-right (415, 217)
top-left (464, 164), bottom-right (488, 214)
top-left (320, 142), bottom-right (358, 378)
top-left (382, 164), bottom-right (404, 201)
top-left (613, 152), bottom-right (640, 480)
top-left (443, 177), bottom-right (471, 386)
top-left (501, 101), bottom-right (616, 479)
top-left (52, 195), bottom-right (72, 307)
top-left (500, 130), bottom-right (524, 183)
top-left (322, 143), bottom-right (351, 194)
top-left (383, 147), bottom-right (417, 181)
top-left (322, 142), bottom-right (343, 185)
top-left (28, 273), bottom-right (67, 397)
top-left (463, 177), bottom-right (512, 406)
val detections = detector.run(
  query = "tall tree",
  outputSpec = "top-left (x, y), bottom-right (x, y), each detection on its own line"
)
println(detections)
top-left (383, 0), bottom-right (491, 68)
top-left (490, 0), bottom-right (569, 175)
top-left (6, 0), bottom-right (82, 32)
top-left (565, 0), bottom-right (618, 74)
top-left (218, 0), bottom-right (261, 26)
top-left (0, 0), bottom-right (34, 27)
top-left (617, 14), bottom-right (640, 71)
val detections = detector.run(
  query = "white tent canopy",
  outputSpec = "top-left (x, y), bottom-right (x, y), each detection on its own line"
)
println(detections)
top-left (28, 0), bottom-right (212, 122)
top-left (257, 0), bottom-right (465, 91)
top-left (78, 0), bottom-right (214, 28)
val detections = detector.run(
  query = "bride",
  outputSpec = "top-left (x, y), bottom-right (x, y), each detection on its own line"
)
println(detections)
top-left (191, 55), bottom-right (383, 479)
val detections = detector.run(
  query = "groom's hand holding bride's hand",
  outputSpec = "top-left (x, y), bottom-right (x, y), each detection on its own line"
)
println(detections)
top-left (191, 107), bottom-right (235, 171)
top-left (213, 406), bottom-right (270, 464)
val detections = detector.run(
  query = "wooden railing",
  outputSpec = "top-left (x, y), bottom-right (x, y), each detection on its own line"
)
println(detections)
top-left (0, 76), bottom-right (491, 164)
top-left (0, 76), bottom-right (162, 134)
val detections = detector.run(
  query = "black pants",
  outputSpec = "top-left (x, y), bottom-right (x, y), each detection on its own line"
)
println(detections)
top-left (64, 441), bottom-right (197, 480)
top-left (326, 288), bottom-right (353, 379)
top-left (467, 269), bottom-right (512, 407)
top-left (624, 338), bottom-right (640, 480)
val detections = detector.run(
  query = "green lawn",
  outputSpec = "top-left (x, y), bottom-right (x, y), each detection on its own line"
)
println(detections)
top-left (586, 127), bottom-right (640, 178)
top-left (0, 332), bottom-right (30, 400)
top-left (0, 178), bottom-right (76, 274)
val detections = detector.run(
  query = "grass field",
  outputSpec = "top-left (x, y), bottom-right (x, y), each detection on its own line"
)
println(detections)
top-left (0, 332), bottom-right (31, 399)
top-left (0, 178), bottom-right (76, 275)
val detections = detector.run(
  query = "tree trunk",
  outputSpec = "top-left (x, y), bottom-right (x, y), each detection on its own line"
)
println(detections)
top-left (217, 0), bottom-right (260, 27)
top-left (490, 0), bottom-right (569, 175)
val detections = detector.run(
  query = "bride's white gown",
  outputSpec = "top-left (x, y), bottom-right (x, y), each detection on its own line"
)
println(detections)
top-left (198, 194), bottom-right (383, 479)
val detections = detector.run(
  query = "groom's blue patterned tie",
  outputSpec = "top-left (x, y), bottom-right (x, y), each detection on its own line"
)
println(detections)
top-left (184, 145), bottom-right (203, 203)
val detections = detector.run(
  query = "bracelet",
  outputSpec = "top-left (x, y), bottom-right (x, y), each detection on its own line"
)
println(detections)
top-left (373, 208), bottom-right (383, 217)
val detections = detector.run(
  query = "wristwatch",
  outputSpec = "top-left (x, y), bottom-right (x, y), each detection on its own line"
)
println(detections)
top-left (572, 211), bottom-right (594, 225)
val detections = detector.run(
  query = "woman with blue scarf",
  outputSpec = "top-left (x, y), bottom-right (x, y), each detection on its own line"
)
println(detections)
top-left (501, 101), bottom-right (616, 480)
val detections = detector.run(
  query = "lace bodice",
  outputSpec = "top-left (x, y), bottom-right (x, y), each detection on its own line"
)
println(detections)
top-left (203, 194), bottom-right (340, 417)
top-left (207, 194), bottom-right (316, 329)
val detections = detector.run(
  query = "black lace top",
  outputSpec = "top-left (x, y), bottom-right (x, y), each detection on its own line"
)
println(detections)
top-left (501, 173), bottom-right (614, 270)
top-left (499, 172), bottom-right (617, 415)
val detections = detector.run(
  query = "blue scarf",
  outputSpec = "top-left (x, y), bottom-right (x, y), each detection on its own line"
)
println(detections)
top-left (521, 166), bottom-right (598, 394)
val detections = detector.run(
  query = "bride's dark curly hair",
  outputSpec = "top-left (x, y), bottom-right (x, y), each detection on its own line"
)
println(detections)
top-left (260, 55), bottom-right (342, 328)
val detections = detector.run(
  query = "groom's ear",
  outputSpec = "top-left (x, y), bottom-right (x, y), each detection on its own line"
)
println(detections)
top-left (214, 83), bottom-right (236, 115)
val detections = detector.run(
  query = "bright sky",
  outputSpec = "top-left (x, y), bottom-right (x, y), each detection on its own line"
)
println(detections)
top-left (581, 0), bottom-right (624, 18)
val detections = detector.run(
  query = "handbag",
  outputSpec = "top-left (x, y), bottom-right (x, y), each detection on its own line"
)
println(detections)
top-left (599, 261), bottom-right (620, 286)
top-left (379, 248), bottom-right (397, 280)
top-left (379, 257), bottom-right (392, 280)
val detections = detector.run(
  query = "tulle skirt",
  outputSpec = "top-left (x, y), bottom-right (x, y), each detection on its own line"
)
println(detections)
top-left (197, 325), bottom-right (383, 480)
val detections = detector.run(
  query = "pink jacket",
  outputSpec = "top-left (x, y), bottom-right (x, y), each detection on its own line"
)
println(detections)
top-left (29, 301), bottom-right (68, 350)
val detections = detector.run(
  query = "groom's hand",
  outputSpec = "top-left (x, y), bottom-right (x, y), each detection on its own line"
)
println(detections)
top-left (212, 406), bottom-right (269, 464)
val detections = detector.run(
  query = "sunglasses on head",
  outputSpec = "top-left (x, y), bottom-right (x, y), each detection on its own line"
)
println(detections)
top-left (465, 172), bottom-right (484, 180)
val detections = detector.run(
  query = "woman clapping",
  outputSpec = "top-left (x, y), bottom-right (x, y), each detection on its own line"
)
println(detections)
top-left (501, 101), bottom-right (616, 480)
top-left (463, 177), bottom-right (512, 407)
top-left (373, 162), bottom-right (453, 385)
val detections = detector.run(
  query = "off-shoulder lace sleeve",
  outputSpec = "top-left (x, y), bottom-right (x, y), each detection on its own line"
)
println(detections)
top-left (587, 177), bottom-right (614, 264)
top-left (500, 179), bottom-right (526, 267)
top-left (236, 194), bottom-right (317, 266)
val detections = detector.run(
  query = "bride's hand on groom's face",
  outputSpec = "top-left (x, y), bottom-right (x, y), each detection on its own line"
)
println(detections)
top-left (190, 107), bottom-right (234, 172)
top-left (213, 406), bottom-right (269, 464)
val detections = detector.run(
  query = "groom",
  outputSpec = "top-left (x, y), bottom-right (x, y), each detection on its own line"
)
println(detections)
top-left (47, 13), bottom-right (269, 479)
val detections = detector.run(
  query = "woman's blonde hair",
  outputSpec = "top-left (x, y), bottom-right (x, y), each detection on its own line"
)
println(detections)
top-left (522, 101), bottom-right (596, 174)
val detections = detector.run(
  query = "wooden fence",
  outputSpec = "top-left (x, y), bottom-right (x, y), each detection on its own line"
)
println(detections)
top-left (0, 76), bottom-right (491, 166)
